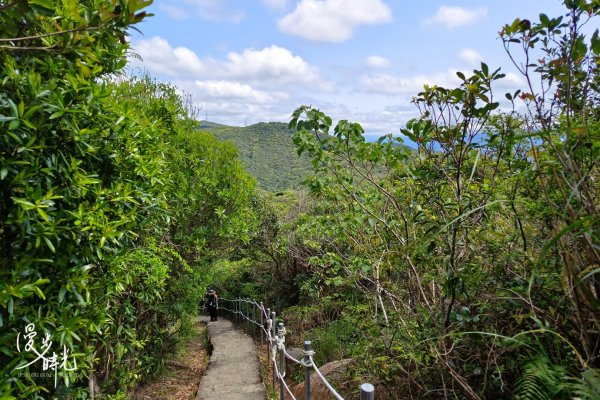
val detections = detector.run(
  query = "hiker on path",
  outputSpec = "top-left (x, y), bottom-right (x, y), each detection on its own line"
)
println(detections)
top-left (204, 288), bottom-right (218, 321)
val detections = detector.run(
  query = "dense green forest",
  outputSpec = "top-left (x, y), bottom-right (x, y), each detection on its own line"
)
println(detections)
top-left (0, 1), bottom-right (256, 398)
top-left (1, 0), bottom-right (599, 399)
top-left (201, 121), bottom-right (314, 191)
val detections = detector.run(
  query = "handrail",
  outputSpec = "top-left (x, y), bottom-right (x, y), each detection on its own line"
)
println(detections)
top-left (216, 297), bottom-right (375, 399)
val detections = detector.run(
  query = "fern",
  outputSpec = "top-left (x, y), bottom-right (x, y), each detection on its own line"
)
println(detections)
top-left (564, 368), bottom-right (600, 400)
top-left (514, 355), bottom-right (565, 400)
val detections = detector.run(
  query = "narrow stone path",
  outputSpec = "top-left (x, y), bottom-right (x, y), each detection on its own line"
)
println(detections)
top-left (196, 316), bottom-right (266, 400)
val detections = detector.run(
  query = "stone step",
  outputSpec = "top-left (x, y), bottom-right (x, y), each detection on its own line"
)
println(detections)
top-left (196, 316), bottom-right (266, 400)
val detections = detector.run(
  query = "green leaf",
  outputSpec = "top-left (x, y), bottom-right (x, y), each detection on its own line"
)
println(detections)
top-left (34, 286), bottom-right (46, 300)
top-left (37, 207), bottom-right (49, 221)
top-left (7, 298), bottom-right (13, 315)
top-left (591, 30), bottom-right (600, 55)
top-left (49, 110), bottom-right (64, 120)
top-left (29, 0), bottom-right (54, 10)
top-left (59, 286), bottom-right (66, 303)
top-left (7, 99), bottom-right (18, 118)
top-left (0, 167), bottom-right (8, 180)
top-left (43, 237), bottom-right (56, 253)
top-left (481, 62), bottom-right (489, 76)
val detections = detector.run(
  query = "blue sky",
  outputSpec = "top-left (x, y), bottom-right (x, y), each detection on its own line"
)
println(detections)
top-left (129, 0), bottom-right (569, 138)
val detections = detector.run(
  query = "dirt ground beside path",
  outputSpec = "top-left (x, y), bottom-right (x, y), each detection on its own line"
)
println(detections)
top-left (132, 320), bottom-right (209, 400)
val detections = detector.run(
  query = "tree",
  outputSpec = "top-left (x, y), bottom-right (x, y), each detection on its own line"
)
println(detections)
top-left (283, 1), bottom-right (599, 398)
top-left (0, 1), bottom-right (159, 398)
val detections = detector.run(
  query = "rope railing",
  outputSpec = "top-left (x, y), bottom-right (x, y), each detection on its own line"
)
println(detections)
top-left (217, 297), bottom-right (375, 400)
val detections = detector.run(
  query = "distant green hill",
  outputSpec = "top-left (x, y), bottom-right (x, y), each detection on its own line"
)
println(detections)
top-left (200, 121), bottom-right (313, 191)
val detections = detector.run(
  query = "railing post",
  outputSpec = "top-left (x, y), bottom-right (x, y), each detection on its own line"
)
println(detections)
top-left (304, 340), bottom-right (312, 400)
top-left (246, 299), bottom-right (250, 332)
top-left (260, 302), bottom-right (264, 347)
top-left (246, 299), bottom-right (252, 335)
top-left (245, 299), bottom-right (249, 332)
top-left (278, 322), bottom-right (285, 400)
top-left (360, 383), bottom-right (375, 400)
top-left (247, 300), bottom-right (251, 332)
top-left (271, 311), bottom-right (276, 388)
top-left (241, 299), bottom-right (245, 329)
top-left (266, 307), bottom-right (271, 346)
top-left (236, 298), bottom-right (240, 324)
top-left (251, 301), bottom-right (256, 336)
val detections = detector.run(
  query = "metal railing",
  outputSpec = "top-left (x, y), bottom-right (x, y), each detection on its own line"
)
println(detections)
top-left (217, 298), bottom-right (375, 400)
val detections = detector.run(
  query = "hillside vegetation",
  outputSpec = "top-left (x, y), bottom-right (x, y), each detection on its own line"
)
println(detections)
top-left (0, 2), bottom-right (256, 397)
top-left (1, 1), bottom-right (599, 400)
top-left (209, 3), bottom-right (600, 399)
top-left (202, 121), bottom-right (314, 191)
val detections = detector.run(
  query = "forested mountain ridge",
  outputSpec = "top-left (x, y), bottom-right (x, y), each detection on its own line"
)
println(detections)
top-left (200, 121), bottom-right (313, 191)
top-left (202, 121), bottom-right (413, 191)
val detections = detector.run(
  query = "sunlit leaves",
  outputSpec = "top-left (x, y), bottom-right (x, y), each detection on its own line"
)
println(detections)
top-left (0, 0), bottom-right (159, 397)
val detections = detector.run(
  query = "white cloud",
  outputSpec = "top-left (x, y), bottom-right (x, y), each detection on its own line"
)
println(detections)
top-left (356, 106), bottom-right (417, 136)
top-left (133, 37), bottom-right (206, 76)
top-left (360, 70), bottom-right (462, 95)
top-left (458, 48), bottom-right (483, 67)
top-left (223, 46), bottom-right (324, 87)
top-left (360, 68), bottom-right (527, 101)
top-left (366, 55), bottom-right (391, 69)
top-left (132, 38), bottom-right (330, 90)
top-left (278, 0), bottom-right (392, 43)
top-left (423, 6), bottom-right (487, 29)
top-left (497, 72), bottom-right (526, 89)
top-left (194, 80), bottom-right (279, 103)
top-left (130, 37), bottom-right (336, 127)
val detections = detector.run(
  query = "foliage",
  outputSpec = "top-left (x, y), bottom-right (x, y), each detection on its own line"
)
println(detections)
top-left (166, 128), bottom-right (258, 267)
top-left (499, 0), bottom-right (600, 363)
top-left (2, 0), bottom-right (597, 399)
top-left (0, 2), bottom-right (257, 394)
top-left (214, 1), bottom-right (599, 399)
top-left (0, 1), bottom-right (160, 398)
top-left (514, 354), bottom-right (566, 400)
top-left (203, 122), bottom-right (315, 191)
top-left (566, 368), bottom-right (600, 400)
top-left (91, 241), bottom-right (200, 395)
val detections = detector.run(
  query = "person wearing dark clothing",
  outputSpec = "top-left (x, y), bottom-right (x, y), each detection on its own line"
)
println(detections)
top-left (204, 289), bottom-right (218, 321)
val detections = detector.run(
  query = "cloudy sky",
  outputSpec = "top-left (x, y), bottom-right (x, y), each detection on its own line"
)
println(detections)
top-left (129, 0), bottom-right (568, 138)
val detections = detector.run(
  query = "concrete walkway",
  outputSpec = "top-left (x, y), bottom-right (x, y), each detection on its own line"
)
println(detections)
top-left (196, 316), bottom-right (266, 400)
